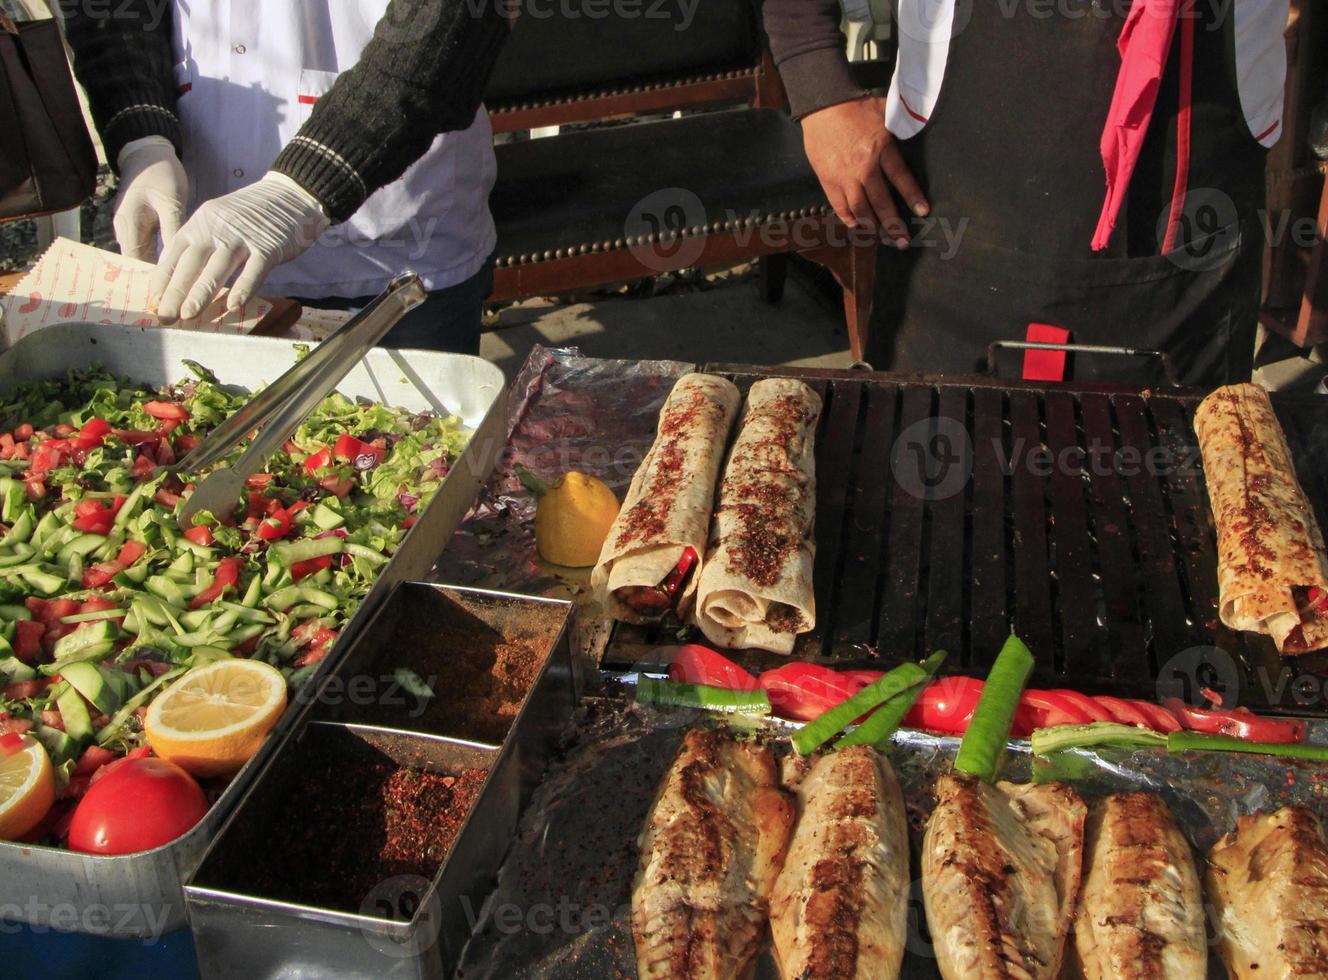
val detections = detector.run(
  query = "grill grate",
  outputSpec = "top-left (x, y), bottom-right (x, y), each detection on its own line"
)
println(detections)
top-left (604, 367), bottom-right (1328, 714)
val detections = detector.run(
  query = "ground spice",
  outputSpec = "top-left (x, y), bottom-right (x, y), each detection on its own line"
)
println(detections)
top-left (229, 757), bottom-right (489, 913)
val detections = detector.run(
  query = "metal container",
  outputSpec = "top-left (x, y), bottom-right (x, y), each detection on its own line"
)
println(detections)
top-left (0, 324), bottom-right (508, 938)
top-left (185, 586), bottom-right (574, 980)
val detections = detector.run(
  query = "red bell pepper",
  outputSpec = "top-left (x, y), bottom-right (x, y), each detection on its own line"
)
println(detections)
top-left (903, 674), bottom-right (987, 733)
top-left (143, 401), bottom-right (189, 421)
top-left (189, 557), bottom-right (243, 609)
top-left (1090, 695), bottom-right (1156, 729)
top-left (1163, 698), bottom-right (1307, 743)
top-left (183, 525), bottom-right (214, 547)
top-left (333, 433), bottom-right (387, 467)
top-left (303, 447), bottom-right (333, 475)
top-left (667, 644), bottom-right (760, 691)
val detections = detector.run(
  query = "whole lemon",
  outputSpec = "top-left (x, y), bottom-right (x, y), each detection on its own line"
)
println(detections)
top-left (534, 471), bottom-right (620, 567)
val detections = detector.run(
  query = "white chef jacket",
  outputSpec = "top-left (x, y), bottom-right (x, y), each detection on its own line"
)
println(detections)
top-left (169, 0), bottom-right (496, 298)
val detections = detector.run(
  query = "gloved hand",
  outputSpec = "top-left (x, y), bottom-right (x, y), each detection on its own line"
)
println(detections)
top-left (152, 171), bottom-right (330, 322)
top-left (113, 136), bottom-right (188, 262)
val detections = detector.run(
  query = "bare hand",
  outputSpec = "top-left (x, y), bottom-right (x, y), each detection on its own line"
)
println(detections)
top-left (800, 96), bottom-right (929, 247)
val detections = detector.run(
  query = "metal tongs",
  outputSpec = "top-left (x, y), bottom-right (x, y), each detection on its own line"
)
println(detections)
top-left (175, 272), bottom-right (427, 526)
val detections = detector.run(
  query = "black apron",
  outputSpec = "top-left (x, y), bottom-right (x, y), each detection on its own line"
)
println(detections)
top-left (870, 0), bottom-right (1268, 386)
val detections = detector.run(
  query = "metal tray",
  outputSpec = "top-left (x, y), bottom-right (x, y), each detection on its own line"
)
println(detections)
top-left (0, 324), bottom-right (508, 938)
top-left (185, 585), bottom-right (575, 979)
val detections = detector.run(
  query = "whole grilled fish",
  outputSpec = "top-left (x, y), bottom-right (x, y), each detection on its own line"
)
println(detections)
top-left (632, 729), bottom-right (794, 980)
top-left (1073, 792), bottom-right (1205, 979)
top-left (769, 745), bottom-right (910, 980)
top-left (1207, 805), bottom-right (1328, 978)
top-left (922, 774), bottom-right (1085, 979)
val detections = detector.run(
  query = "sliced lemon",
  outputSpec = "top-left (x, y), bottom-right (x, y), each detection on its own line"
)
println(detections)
top-left (145, 659), bottom-right (287, 778)
top-left (0, 737), bottom-right (56, 841)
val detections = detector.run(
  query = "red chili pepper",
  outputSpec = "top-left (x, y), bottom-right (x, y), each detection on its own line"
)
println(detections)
top-left (183, 525), bottom-right (214, 547)
top-left (189, 557), bottom-right (243, 609)
top-left (659, 547), bottom-right (699, 599)
top-left (667, 644), bottom-right (760, 691)
top-left (303, 447), bottom-right (333, 475)
top-left (290, 555), bottom-right (334, 582)
top-left (13, 620), bottom-right (45, 662)
top-left (333, 433), bottom-right (387, 467)
top-left (143, 401), bottom-right (189, 421)
top-left (1163, 698), bottom-right (1307, 743)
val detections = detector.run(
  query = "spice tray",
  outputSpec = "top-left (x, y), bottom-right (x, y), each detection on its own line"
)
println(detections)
top-left (0, 324), bottom-right (508, 937)
top-left (185, 584), bottom-right (574, 980)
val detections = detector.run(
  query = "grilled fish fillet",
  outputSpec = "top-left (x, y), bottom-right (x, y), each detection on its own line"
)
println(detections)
top-left (921, 774), bottom-right (1086, 979)
top-left (1207, 804), bottom-right (1328, 978)
top-left (632, 729), bottom-right (794, 980)
top-left (1073, 792), bottom-right (1205, 979)
top-left (769, 746), bottom-right (909, 980)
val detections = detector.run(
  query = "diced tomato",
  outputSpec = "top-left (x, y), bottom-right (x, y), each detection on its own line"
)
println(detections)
top-left (13, 424), bottom-right (32, 441)
top-left (189, 556), bottom-right (243, 609)
top-left (4, 679), bottom-right (47, 701)
top-left (293, 626), bottom-right (338, 668)
top-left (175, 433), bottom-right (203, 453)
top-left (0, 433), bottom-right (15, 459)
top-left (667, 644), bottom-right (760, 690)
top-left (155, 418), bottom-right (183, 436)
top-left (303, 447), bottom-right (333, 475)
top-left (244, 473), bottom-right (274, 490)
top-left (74, 499), bottom-right (108, 518)
top-left (116, 540), bottom-right (146, 566)
top-left (758, 663), bottom-right (871, 722)
top-left (319, 475), bottom-right (354, 498)
top-left (1162, 698), bottom-right (1307, 743)
top-left (28, 441), bottom-right (67, 478)
top-left (73, 510), bottom-right (114, 535)
top-left (291, 620), bottom-right (324, 646)
top-left (156, 437), bottom-right (176, 466)
top-left (235, 635), bottom-right (261, 656)
top-left (143, 401), bottom-right (189, 421)
top-left (71, 417), bottom-right (112, 450)
top-left (11, 442), bottom-right (28, 461)
top-left (114, 429), bottom-right (162, 447)
top-left (0, 731), bottom-right (25, 756)
top-left (52, 423), bottom-right (75, 438)
top-left (333, 433), bottom-right (387, 467)
top-left (38, 598), bottom-right (80, 624)
top-left (402, 516), bottom-right (417, 529)
top-left (154, 489), bottom-right (183, 507)
top-left (81, 562), bottom-right (125, 589)
top-left (39, 709), bottom-right (63, 731)
top-left (183, 525), bottom-right (214, 546)
top-left (79, 596), bottom-right (118, 616)
top-left (73, 745), bottom-right (117, 777)
top-left (255, 508), bottom-right (293, 542)
top-left (290, 555), bottom-right (334, 581)
top-left (61, 775), bottom-right (92, 801)
top-left (13, 620), bottom-right (45, 662)
top-left (130, 454), bottom-right (156, 480)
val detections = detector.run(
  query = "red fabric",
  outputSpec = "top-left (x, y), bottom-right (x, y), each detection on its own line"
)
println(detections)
top-left (1023, 323), bottom-right (1070, 382)
top-left (1092, 0), bottom-right (1181, 252)
top-left (1160, 0), bottom-right (1195, 254)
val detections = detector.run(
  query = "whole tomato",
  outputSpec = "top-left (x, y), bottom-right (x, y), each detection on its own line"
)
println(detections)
top-left (67, 757), bottom-right (208, 854)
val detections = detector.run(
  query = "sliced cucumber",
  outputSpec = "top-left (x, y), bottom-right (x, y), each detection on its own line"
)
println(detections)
top-left (55, 683), bottom-right (94, 744)
top-left (21, 568), bottom-right (66, 596)
top-left (61, 660), bottom-right (120, 715)
top-left (311, 502), bottom-right (345, 531)
top-left (6, 508), bottom-right (35, 545)
top-left (30, 723), bottom-right (77, 764)
top-left (0, 656), bottom-right (36, 683)
top-left (51, 620), bottom-right (119, 662)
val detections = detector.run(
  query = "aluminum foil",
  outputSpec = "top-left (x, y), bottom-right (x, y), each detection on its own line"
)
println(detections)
top-left (434, 345), bottom-right (693, 599)
top-left (456, 694), bottom-right (1328, 980)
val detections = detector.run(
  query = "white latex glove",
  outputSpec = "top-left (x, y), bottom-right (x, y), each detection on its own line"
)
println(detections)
top-left (152, 171), bottom-right (330, 323)
top-left (113, 136), bottom-right (188, 262)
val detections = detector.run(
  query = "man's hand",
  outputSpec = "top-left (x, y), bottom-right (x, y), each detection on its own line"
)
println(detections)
top-left (113, 137), bottom-right (188, 262)
top-left (800, 96), bottom-right (929, 247)
top-left (151, 172), bottom-right (330, 323)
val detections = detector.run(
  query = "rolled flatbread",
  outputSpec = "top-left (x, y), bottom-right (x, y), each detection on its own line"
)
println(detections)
top-left (1194, 383), bottom-right (1328, 655)
top-left (694, 378), bottom-right (821, 654)
top-left (592, 373), bottom-right (741, 624)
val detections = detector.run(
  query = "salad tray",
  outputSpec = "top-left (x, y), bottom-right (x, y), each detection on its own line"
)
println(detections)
top-left (185, 584), bottom-right (575, 980)
top-left (0, 323), bottom-right (507, 938)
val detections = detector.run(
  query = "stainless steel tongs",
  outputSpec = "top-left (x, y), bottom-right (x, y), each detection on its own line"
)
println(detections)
top-left (175, 272), bottom-right (427, 526)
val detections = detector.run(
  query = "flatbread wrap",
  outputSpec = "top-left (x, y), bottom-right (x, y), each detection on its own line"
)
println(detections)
top-left (694, 378), bottom-right (821, 654)
top-left (592, 373), bottom-right (741, 624)
top-left (1194, 383), bottom-right (1328, 655)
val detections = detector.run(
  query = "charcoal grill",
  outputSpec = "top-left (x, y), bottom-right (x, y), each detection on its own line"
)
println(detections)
top-left (604, 365), bottom-right (1328, 715)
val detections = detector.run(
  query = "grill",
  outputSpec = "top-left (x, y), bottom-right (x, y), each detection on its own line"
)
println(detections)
top-left (604, 366), bottom-right (1328, 715)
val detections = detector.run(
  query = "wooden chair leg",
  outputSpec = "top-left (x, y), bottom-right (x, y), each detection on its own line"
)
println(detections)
top-left (759, 254), bottom-right (789, 304)
top-left (800, 240), bottom-right (877, 363)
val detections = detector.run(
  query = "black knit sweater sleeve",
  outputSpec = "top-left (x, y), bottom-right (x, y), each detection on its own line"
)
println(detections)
top-left (63, 0), bottom-right (181, 168)
top-left (762, 0), bottom-right (866, 119)
top-left (273, 0), bottom-right (511, 223)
